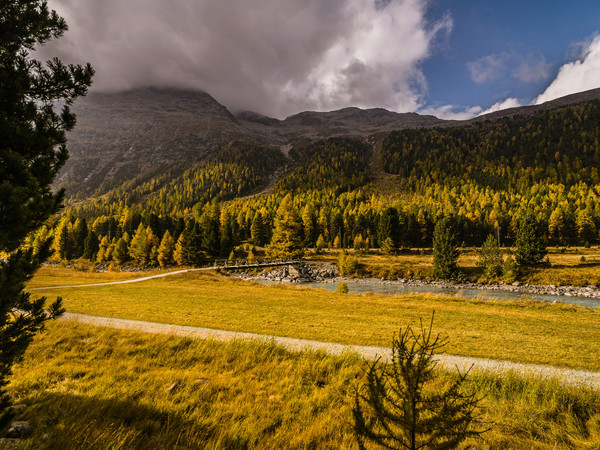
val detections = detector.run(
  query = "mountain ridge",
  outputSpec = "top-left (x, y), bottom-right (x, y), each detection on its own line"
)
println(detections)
top-left (59, 86), bottom-right (600, 201)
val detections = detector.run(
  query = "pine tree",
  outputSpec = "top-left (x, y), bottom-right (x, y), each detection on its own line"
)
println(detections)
top-left (0, 0), bottom-right (93, 426)
top-left (302, 205), bottom-right (317, 247)
top-left (220, 216), bottom-right (234, 257)
top-left (577, 209), bottom-right (597, 244)
top-left (515, 213), bottom-right (547, 267)
top-left (146, 226), bottom-right (160, 266)
top-left (71, 218), bottom-right (87, 259)
top-left (174, 220), bottom-right (207, 266)
top-left (82, 229), bottom-right (99, 261)
top-left (477, 234), bottom-right (503, 279)
top-left (353, 315), bottom-right (484, 449)
top-left (53, 218), bottom-right (74, 260)
top-left (104, 237), bottom-right (116, 262)
top-left (112, 236), bottom-right (130, 265)
top-left (251, 212), bottom-right (265, 246)
top-left (268, 194), bottom-right (304, 258)
top-left (432, 217), bottom-right (460, 280)
top-left (157, 230), bottom-right (175, 268)
top-left (377, 207), bottom-right (399, 253)
top-left (97, 236), bottom-right (110, 264)
top-left (129, 223), bottom-right (150, 267)
top-left (200, 211), bottom-right (220, 256)
top-left (315, 234), bottom-right (326, 253)
top-left (548, 206), bottom-right (567, 244)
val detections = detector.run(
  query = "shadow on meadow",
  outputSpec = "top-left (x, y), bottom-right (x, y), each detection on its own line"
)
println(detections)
top-left (12, 391), bottom-right (216, 449)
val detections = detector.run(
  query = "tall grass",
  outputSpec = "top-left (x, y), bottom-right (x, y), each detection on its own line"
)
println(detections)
top-left (7, 322), bottom-right (600, 449)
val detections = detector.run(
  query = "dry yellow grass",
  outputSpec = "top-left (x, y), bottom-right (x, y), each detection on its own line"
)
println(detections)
top-left (8, 322), bottom-right (600, 449)
top-left (26, 268), bottom-right (600, 371)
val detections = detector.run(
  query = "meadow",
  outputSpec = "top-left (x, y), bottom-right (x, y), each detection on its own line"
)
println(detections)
top-left (7, 321), bottom-right (600, 449)
top-left (26, 267), bottom-right (600, 371)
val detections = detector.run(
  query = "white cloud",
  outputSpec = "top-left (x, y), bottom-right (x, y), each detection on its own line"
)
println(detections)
top-left (467, 53), bottom-right (508, 84)
top-left (513, 57), bottom-right (551, 82)
top-left (478, 97), bottom-right (521, 116)
top-left (534, 35), bottom-right (600, 104)
top-left (41, 0), bottom-right (452, 118)
top-left (419, 104), bottom-right (482, 120)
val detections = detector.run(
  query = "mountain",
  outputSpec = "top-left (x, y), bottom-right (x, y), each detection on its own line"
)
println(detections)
top-left (59, 86), bottom-right (600, 204)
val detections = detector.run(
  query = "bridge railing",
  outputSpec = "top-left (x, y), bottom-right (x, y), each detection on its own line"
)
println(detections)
top-left (213, 257), bottom-right (298, 268)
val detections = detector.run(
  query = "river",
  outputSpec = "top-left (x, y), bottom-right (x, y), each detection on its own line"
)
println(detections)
top-left (258, 279), bottom-right (600, 308)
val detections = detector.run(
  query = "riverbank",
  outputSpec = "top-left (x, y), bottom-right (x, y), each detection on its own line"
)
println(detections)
top-left (232, 262), bottom-right (600, 300)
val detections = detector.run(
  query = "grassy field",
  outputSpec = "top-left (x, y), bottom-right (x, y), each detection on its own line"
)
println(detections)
top-left (26, 267), bottom-right (600, 371)
top-left (7, 322), bottom-right (600, 449)
top-left (304, 246), bottom-right (600, 286)
top-left (26, 267), bottom-right (184, 289)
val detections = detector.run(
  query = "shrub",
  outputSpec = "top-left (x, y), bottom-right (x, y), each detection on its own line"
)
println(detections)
top-left (337, 281), bottom-right (349, 294)
top-left (338, 253), bottom-right (359, 277)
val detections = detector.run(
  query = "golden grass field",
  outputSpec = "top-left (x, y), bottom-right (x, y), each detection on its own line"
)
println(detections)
top-left (26, 267), bottom-right (600, 371)
top-left (8, 321), bottom-right (600, 449)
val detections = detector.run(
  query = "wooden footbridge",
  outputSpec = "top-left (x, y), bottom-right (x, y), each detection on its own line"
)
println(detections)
top-left (213, 258), bottom-right (302, 270)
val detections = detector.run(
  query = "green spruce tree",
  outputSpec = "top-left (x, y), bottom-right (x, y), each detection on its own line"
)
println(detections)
top-left (0, 0), bottom-right (93, 426)
top-left (515, 213), bottom-right (547, 267)
top-left (432, 217), bottom-right (460, 280)
top-left (353, 315), bottom-right (484, 449)
top-left (82, 229), bottom-right (99, 261)
top-left (377, 207), bottom-right (400, 253)
top-left (477, 234), bottom-right (503, 279)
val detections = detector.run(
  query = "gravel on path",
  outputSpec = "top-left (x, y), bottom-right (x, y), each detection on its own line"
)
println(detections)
top-left (28, 267), bottom-right (215, 291)
top-left (62, 312), bottom-right (600, 391)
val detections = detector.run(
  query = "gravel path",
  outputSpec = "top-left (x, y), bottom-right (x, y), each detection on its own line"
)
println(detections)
top-left (28, 267), bottom-right (215, 291)
top-left (62, 312), bottom-right (600, 391)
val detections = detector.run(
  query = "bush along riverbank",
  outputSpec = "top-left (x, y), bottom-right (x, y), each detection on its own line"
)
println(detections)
top-left (231, 262), bottom-right (600, 300)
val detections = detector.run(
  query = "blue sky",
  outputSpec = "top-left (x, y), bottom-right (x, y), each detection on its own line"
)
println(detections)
top-left (45, 0), bottom-right (600, 119)
top-left (422, 0), bottom-right (600, 117)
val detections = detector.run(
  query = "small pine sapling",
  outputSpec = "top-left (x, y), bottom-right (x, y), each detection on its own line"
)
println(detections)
top-left (353, 313), bottom-right (486, 449)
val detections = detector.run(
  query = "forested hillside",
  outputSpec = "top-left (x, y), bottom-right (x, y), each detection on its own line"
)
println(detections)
top-left (37, 93), bottom-right (600, 269)
top-left (382, 100), bottom-right (600, 189)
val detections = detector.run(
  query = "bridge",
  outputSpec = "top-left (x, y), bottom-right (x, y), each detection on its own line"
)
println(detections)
top-left (213, 258), bottom-right (302, 270)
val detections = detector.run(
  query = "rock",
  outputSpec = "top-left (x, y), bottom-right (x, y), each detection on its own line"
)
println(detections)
top-left (166, 381), bottom-right (180, 393)
top-left (6, 421), bottom-right (32, 438)
top-left (512, 281), bottom-right (520, 286)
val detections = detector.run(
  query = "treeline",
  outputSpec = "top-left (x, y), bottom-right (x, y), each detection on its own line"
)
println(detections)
top-left (382, 99), bottom-right (600, 190)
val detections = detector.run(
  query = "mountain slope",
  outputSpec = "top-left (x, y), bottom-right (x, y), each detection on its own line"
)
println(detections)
top-left (60, 86), bottom-right (600, 206)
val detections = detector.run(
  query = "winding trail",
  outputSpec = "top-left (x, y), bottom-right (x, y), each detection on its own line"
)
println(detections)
top-left (61, 312), bottom-right (600, 391)
top-left (28, 267), bottom-right (216, 291)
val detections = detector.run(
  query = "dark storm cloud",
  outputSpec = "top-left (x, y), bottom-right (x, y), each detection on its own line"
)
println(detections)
top-left (42, 0), bottom-right (452, 118)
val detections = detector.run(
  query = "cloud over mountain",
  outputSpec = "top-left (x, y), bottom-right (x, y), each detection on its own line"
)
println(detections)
top-left (41, 0), bottom-right (451, 118)
top-left (534, 35), bottom-right (600, 104)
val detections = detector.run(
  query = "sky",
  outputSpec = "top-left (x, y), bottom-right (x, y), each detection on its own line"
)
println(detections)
top-left (41, 0), bottom-right (600, 120)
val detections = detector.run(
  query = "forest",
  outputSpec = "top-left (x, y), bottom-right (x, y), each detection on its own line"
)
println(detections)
top-left (36, 98), bottom-right (600, 270)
